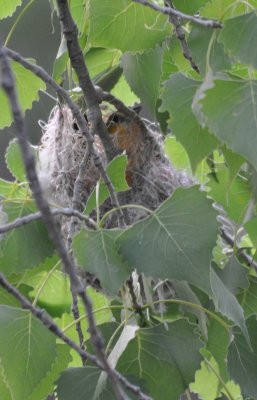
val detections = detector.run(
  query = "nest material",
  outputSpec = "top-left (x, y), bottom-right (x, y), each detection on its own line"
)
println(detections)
top-left (38, 105), bottom-right (193, 228)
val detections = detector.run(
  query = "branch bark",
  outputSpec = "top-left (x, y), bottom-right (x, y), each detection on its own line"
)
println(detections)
top-left (132, 0), bottom-right (222, 28)
top-left (0, 40), bottom-right (124, 400)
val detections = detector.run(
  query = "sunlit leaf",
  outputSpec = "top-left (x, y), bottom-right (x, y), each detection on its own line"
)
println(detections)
top-left (5, 139), bottom-right (37, 182)
top-left (0, 61), bottom-right (45, 129)
top-left (0, 0), bottom-right (21, 19)
top-left (0, 305), bottom-right (57, 400)
top-left (200, 0), bottom-right (257, 20)
top-left (89, 0), bottom-right (171, 52)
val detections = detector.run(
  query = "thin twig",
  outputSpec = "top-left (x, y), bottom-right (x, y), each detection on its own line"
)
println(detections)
top-left (220, 228), bottom-right (257, 272)
top-left (56, 0), bottom-right (126, 230)
top-left (71, 290), bottom-right (87, 365)
top-left (67, 149), bottom-right (91, 363)
top-left (0, 273), bottom-right (152, 400)
top-left (132, 0), bottom-right (222, 28)
top-left (1, 41), bottom-right (119, 398)
top-left (164, 0), bottom-right (200, 73)
top-left (0, 41), bottom-right (151, 400)
top-left (0, 207), bottom-right (97, 234)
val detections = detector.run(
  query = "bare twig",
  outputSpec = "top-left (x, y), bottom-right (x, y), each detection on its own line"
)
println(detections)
top-left (220, 228), bottom-right (257, 272)
top-left (56, 0), bottom-right (126, 229)
top-left (0, 40), bottom-right (151, 400)
top-left (164, 0), bottom-right (200, 73)
top-left (0, 207), bottom-right (97, 234)
top-left (132, 0), bottom-right (222, 28)
top-left (1, 41), bottom-right (123, 399)
top-left (0, 273), bottom-right (152, 400)
top-left (67, 149), bottom-right (91, 363)
top-left (71, 290), bottom-right (87, 365)
top-left (56, 0), bottom-right (116, 161)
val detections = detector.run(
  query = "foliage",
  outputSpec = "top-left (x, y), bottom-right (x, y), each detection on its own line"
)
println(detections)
top-left (1, 1), bottom-right (257, 400)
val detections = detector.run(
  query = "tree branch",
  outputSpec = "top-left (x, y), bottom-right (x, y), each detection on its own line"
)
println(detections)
top-left (164, 0), bottom-right (200, 73)
top-left (56, 0), bottom-right (117, 161)
top-left (220, 228), bottom-right (257, 272)
top-left (132, 0), bottom-right (222, 28)
top-left (0, 41), bottom-right (125, 400)
top-left (0, 273), bottom-right (152, 400)
top-left (56, 0), bottom-right (126, 229)
top-left (0, 207), bottom-right (97, 234)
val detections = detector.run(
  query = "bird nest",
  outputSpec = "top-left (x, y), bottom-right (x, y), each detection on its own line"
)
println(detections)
top-left (38, 105), bottom-right (193, 230)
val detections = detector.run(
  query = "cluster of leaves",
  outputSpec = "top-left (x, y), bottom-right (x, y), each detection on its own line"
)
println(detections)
top-left (1, 0), bottom-right (257, 400)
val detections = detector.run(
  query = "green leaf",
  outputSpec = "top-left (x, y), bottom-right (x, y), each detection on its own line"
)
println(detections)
top-left (238, 277), bottom-right (257, 318)
top-left (122, 46), bottom-right (163, 118)
top-left (245, 217), bottom-right (257, 248)
top-left (164, 136), bottom-right (191, 170)
top-left (0, 202), bottom-right (55, 275)
top-left (70, 0), bottom-right (87, 34)
top-left (210, 268), bottom-right (249, 343)
top-left (200, 0), bottom-right (257, 20)
top-left (160, 74), bottom-right (219, 172)
top-left (27, 271), bottom-right (72, 317)
top-left (228, 315), bottom-right (257, 398)
top-left (73, 229), bottom-right (130, 295)
top-left (188, 26), bottom-right (231, 76)
top-left (206, 319), bottom-right (229, 381)
top-left (0, 287), bottom-right (20, 307)
top-left (172, 0), bottom-right (206, 14)
top-left (117, 320), bottom-right (202, 400)
top-left (29, 344), bottom-right (71, 400)
top-left (207, 169), bottom-right (251, 224)
top-left (85, 154), bottom-right (130, 215)
top-left (89, 0), bottom-right (171, 52)
top-left (85, 47), bottom-right (121, 79)
top-left (0, 179), bottom-right (29, 199)
top-left (0, 0), bottom-right (21, 19)
top-left (5, 139), bottom-right (37, 182)
top-left (222, 145), bottom-right (244, 182)
top-left (56, 366), bottom-right (123, 400)
top-left (215, 255), bottom-right (249, 295)
top-left (117, 186), bottom-right (218, 295)
top-left (199, 77), bottom-right (257, 171)
top-left (0, 61), bottom-right (46, 129)
top-left (0, 305), bottom-right (57, 400)
top-left (111, 75), bottom-right (140, 106)
top-left (220, 12), bottom-right (257, 69)
top-left (190, 353), bottom-right (221, 400)
top-left (56, 287), bottom-right (111, 351)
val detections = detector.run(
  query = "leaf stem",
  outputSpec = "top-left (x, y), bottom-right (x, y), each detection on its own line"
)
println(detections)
top-left (32, 259), bottom-right (62, 306)
top-left (63, 305), bottom-right (125, 333)
top-left (4, 0), bottom-right (36, 46)
top-left (203, 356), bottom-right (236, 400)
top-left (99, 204), bottom-right (152, 228)
top-left (147, 299), bottom-right (231, 330)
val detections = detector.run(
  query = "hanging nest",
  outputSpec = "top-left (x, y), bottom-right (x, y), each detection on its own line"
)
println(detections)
top-left (38, 104), bottom-right (194, 230)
